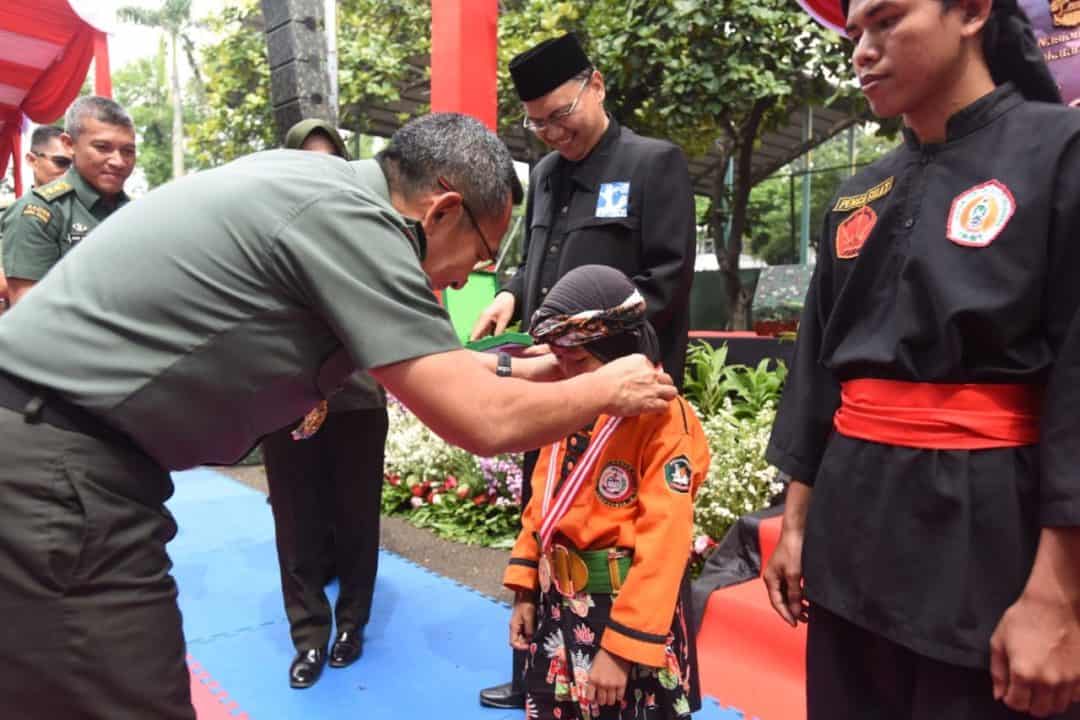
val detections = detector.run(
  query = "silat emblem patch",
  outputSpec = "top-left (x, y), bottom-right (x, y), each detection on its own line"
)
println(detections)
top-left (835, 205), bottom-right (877, 259)
top-left (947, 180), bottom-right (1015, 248)
top-left (596, 460), bottom-right (636, 507)
top-left (664, 456), bottom-right (692, 494)
top-left (596, 182), bottom-right (630, 218)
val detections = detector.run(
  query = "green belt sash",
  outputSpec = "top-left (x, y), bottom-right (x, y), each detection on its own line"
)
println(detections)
top-left (578, 548), bottom-right (633, 594)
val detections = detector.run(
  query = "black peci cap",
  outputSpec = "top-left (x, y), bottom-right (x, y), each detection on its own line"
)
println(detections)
top-left (509, 33), bottom-right (592, 102)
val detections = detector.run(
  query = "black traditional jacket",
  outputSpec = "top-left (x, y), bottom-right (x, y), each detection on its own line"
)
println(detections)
top-left (503, 118), bottom-right (696, 387)
top-left (767, 84), bottom-right (1080, 668)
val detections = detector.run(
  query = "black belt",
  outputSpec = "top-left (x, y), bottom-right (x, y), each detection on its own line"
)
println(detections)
top-left (0, 371), bottom-right (146, 459)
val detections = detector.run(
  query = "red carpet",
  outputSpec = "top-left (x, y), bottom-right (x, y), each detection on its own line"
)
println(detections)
top-left (696, 516), bottom-right (807, 720)
top-left (188, 655), bottom-right (250, 720)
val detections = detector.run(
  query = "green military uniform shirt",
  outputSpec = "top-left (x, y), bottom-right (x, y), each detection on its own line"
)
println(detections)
top-left (0, 154), bottom-right (459, 469)
top-left (2, 168), bottom-right (130, 281)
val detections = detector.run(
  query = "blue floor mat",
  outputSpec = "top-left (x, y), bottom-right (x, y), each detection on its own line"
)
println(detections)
top-left (168, 467), bottom-right (747, 719)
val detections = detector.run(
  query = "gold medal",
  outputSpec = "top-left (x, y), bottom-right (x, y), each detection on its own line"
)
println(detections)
top-left (538, 553), bottom-right (552, 594)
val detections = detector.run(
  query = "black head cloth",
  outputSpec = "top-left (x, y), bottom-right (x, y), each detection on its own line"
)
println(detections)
top-left (528, 265), bottom-right (661, 364)
top-left (840, 0), bottom-right (1061, 103)
top-left (509, 32), bottom-right (592, 102)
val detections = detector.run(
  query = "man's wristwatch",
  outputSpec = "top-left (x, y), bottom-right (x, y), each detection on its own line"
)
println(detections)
top-left (496, 351), bottom-right (512, 377)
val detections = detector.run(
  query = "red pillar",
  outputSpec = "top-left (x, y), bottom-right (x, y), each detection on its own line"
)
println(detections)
top-left (93, 31), bottom-right (112, 98)
top-left (429, 0), bottom-right (497, 129)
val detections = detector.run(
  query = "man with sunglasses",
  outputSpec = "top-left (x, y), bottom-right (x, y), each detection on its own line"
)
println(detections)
top-left (25, 125), bottom-right (73, 188)
top-left (2, 96), bottom-right (135, 306)
top-left (0, 125), bottom-right (72, 310)
top-left (473, 32), bottom-right (697, 711)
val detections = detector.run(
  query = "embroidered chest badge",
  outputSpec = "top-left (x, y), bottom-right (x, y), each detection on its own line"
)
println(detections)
top-left (596, 182), bottom-right (630, 218)
top-left (68, 222), bottom-right (88, 244)
top-left (947, 180), bottom-right (1015, 248)
top-left (664, 456), bottom-right (693, 494)
top-left (835, 205), bottom-right (878, 259)
top-left (596, 460), bottom-right (636, 507)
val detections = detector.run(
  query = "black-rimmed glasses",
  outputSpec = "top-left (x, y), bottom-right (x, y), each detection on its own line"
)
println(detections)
top-left (438, 176), bottom-right (498, 265)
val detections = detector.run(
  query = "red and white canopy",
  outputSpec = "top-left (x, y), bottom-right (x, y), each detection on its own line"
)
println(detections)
top-left (795, 0), bottom-right (846, 34)
top-left (0, 0), bottom-right (111, 196)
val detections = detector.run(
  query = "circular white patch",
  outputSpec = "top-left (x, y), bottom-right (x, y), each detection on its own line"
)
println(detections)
top-left (947, 180), bottom-right (1015, 248)
top-left (596, 462), bottom-right (635, 507)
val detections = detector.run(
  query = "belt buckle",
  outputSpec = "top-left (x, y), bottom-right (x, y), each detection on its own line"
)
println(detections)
top-left (549, 543), bottom-right (589, 597)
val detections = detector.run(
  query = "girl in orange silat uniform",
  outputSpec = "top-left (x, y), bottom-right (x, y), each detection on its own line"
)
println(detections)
top-left (502, 265), bottom-right (710, 720)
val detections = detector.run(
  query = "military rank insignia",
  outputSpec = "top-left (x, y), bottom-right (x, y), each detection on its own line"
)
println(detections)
top-left (664, 456), bottom-right (692, 494)
top-left (947, 180), bottom-right (1015, 248)
top-left (596, 460), bottom-right (636, 507)
top-left (22, 205), bottom-right (51, 224)
top-left (836, 205), bottom-right (877, 259)
top-left (596, 182), bottom-right (630, 218)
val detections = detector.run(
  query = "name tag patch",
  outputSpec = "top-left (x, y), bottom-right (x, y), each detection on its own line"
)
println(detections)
top-left (833, 176), bottom-right (894, 213)
top-left (596, 182), bottom-right (630, 218)
top-left (596, 461), bottom-right (636, 507)
top-left (835, 206), bottom-right (878, 259)
top-left (947, 180), bottom-right (1015, 248)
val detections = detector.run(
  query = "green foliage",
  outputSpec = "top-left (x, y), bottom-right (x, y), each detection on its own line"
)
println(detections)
top-left (747, 123), bottom-right (897, 264)
top-left (188, 0), bottom-right (275, 166)
top-left (338, 0), bottom-right (431, 131)
top-left (382, 400), bottom-right (523, 547)
top-left (694, 404), bottom-right (783, 541)
top-left (114, 41), bottom-right (200, 188)
top-left (683, 341), bottom-right (787, 420)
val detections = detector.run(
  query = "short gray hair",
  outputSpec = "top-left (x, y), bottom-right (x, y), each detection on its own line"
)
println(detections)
top-left (65, 96), bottom-right (134, 140)
top-left (377, 113), bottom-right (516, 220)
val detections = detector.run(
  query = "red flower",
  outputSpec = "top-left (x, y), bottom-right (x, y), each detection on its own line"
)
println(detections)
top-left (472, 494), bottom-right (488, 506)
top-left (410, 485), bottom-right (425, 497)
top-left (444, 475), bottom-right (458, 489)
top-left (456, 484), bottom-right (472, 500)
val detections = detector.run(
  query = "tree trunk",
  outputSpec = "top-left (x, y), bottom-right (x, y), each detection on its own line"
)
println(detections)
top-left (170, 32), bottom-right (185, 178)
top-left (721, 98), bottom-right (773, 330)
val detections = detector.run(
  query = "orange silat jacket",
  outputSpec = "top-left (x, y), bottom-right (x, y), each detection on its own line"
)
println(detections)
top-left (503, 396), bottom-right (711, 668)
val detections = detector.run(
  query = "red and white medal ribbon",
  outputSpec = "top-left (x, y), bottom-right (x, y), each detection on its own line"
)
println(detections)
top-left (539, 416), bottom-right (623, 551)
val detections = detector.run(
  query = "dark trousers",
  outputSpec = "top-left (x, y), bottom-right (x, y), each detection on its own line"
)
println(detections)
top-left (510, 448), bottom-right (541, 690)
top-left (807, 604), bottom-right (1080, 720)
top-left (263, 407), bottom-right (388, 651)
top-left (0, 407), bottom-right (194, 720)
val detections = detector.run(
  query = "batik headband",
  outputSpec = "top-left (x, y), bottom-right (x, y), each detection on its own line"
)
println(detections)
top-left (530, 289), bottom-right (647, 348)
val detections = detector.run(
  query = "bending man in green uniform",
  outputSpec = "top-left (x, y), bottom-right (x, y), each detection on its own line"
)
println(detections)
top-left (0, 112), bottom-right (676, 720)
top-left (2, 95), bottom-right (136, 306)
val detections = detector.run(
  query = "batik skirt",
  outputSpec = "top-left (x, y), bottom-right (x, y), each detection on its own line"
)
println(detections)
top-left (523, 587), bottom-right (694, 720)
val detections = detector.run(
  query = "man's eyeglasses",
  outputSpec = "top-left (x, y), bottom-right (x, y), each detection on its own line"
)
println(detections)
top-left (438, 177), bottom-right (499, 265)
top-left (522, 77), bottom-right (591, 134)
top-left (31, 151), bottom-right (72, 169)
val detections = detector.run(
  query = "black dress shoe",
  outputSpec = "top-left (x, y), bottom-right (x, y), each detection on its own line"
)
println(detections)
top-left (289, 648), bottom-right (326, 689)
top-left (479, 681), bottom-right (525, 709)
top-left (329, 629), bottom-right (363, 668)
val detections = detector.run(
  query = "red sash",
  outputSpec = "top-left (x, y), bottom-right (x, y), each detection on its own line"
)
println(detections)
top-left (833, 379), bottom-right (1041, 449)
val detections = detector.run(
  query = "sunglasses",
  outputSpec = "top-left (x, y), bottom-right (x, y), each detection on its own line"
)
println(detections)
top-left (32, 151), bottom-right (72, 169)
